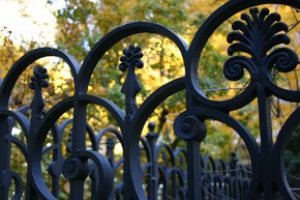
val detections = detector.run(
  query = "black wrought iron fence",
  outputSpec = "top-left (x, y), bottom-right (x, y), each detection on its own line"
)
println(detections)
top-left (1, 0), bottom-right (300, 199)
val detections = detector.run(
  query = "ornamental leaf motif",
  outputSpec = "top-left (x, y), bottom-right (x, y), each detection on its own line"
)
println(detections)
top-left (29, 66), bottom-right (49, 133)
top-left (119, 44), bottom-right (144, 118)
top-left (119, 44), bottom-right (144, 72)
top-left (29, 66), bottom-right (49, 90)
top-left (224, 8), bottom-right (298, 82)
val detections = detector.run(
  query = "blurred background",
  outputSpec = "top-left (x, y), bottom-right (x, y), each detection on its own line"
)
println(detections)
top-left (1, 0), bottom-right (300, 199)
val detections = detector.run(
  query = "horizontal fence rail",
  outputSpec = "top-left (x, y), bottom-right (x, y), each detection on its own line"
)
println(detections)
top-left (0, 0), bottom-right (300, 199)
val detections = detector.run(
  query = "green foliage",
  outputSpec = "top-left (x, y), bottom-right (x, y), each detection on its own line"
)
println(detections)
top-left (2, 1), bottom-right (300, 198)
top-left (285, 126), bottom-right (300, 187)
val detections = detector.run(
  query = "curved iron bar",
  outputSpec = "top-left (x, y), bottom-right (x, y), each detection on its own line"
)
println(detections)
top-left (11, 171), bottom-right (24, 200)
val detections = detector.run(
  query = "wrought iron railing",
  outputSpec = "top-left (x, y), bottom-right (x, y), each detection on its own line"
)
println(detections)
top-left (0, 0), bottom-right (300, 199)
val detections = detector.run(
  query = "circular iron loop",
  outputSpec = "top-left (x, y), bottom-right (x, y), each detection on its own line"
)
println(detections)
top-left (187, 0), bottom-right (300, 111)
top-left (62, 157), bottom-right (89, 180)
top-left (174, 114), bottom-right (207, 141)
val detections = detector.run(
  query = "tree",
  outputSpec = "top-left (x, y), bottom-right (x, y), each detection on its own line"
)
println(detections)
top-left (2, 1), bottom-right (300, 198)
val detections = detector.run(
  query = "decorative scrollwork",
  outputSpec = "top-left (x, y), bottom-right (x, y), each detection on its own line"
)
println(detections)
top-left (1, 1), bottom-right (300, 199)
top-left (228, 8), bottom-right (289, 58)
top-left (29, 66), bottom-right (49, 90)
top-left (62, 157), bottom-right (89, 180)
top-left (119, 44), bottom-right (144, 117)
top-left (119, 45), bottom-right (144, 72)
top-left (174, 113), bottom-right (207, 141)
top-left (29, 66), bottom-right (49, 130)
top-left (266, 48), bottom-right (298, 73)
top-left (224, 7), bottom-right (298, 82)
top-left (223, 56), bottom-right (255, 81)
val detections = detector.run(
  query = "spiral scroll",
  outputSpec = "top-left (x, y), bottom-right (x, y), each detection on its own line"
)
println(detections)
top-left (224, 7), bottom-right (298, 84)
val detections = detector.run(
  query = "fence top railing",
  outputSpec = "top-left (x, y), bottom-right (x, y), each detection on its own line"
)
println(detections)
top-left (1, 0), bottom-right (300, 200)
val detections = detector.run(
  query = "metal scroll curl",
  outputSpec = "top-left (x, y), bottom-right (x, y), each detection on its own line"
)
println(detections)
top-left (174, 113), bottom-right (207, 141)
top-left (188, 0), bottom-right (300, 111)
top-left (1, 1), bottom-right (300, 199)
top-left (174, 107), bottom-right (260, 199)
top-left (265, 47), bottom-right (300, 102)
top-left (223, 7), bottom-right (299, 98)
top-left (186, 4), bottom-right (300, 198)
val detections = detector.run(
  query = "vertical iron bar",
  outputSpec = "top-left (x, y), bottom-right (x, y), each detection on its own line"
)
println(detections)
top-left (69, 102), bottom-right (87, 200)
top-left (0, 118), bottom-right (11, 200)
top-left (257, 85), bottom-right (274, 199)
top-left (145, 125), bottom-right (158, 200)
top-left (187, 141), bottom-right (201, 200)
